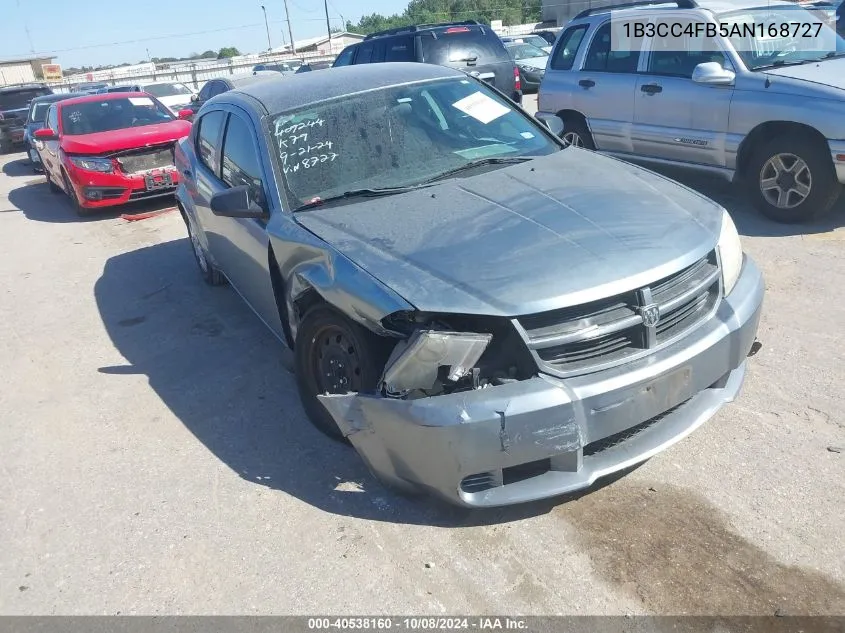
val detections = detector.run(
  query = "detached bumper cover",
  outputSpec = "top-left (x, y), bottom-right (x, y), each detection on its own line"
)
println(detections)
top-left (320, 257), bottom-right (764, 507)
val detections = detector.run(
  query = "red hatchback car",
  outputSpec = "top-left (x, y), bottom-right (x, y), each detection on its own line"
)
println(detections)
top-left (34, 92), bottom-right (191, 215)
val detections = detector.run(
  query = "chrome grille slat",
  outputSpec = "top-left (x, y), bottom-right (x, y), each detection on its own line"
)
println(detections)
top-left (517, 251), bottom-right (721, 376)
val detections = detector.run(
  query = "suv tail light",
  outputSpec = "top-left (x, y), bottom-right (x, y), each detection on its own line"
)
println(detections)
top-left (514, 66), bottom-right (521, 92)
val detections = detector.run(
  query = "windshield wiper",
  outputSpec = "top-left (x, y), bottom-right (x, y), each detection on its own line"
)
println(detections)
top-left (414, 156), bottom-right (534, 185)
top-left (293, 186), bottom-right (420, 212)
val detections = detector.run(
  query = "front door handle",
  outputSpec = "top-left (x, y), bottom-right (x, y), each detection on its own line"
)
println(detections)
top-left (641, 83), bottom-right (663, 94)
top-left (578, 79), bottom-right (596, 88)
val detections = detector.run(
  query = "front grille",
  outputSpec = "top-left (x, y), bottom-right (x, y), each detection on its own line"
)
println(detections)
top-left (116, 146), bottom-right (175, 174)
top-left (517, 251), bottom-right (721, 376)
top-left (583, 400), bottom-right (688, 457)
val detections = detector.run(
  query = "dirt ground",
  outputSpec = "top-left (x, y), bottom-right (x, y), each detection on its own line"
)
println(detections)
top-left (0, 147), bottom-right (843, 615)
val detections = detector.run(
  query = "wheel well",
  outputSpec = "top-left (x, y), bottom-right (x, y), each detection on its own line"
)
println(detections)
top-left (556, 109), bottom-right (588, 129)
top-left (736, 121), bottom-right (828, 179)
top-left (267, 245), bottom-right (309, 350)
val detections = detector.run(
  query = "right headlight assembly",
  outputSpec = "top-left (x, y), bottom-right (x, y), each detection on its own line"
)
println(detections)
top-left (717, 209), bottom-right (743, 295)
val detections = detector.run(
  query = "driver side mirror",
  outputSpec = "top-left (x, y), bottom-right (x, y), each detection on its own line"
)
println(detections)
top-left (534, 113), bottom-right (564, 137)
top-left (691, 62), bottom-right (735, 86)
top-left (210, 185), bottom-right (267, 219)
top-left (190, 93), bottom-right (199, 103)
top-left (34, 128), bottom-right (58, 141)
top-left (177, 109), bottom-right (194, 121)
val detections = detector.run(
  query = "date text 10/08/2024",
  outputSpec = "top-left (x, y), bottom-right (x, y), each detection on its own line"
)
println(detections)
top-left (307, 618), bottom-right (529, 630)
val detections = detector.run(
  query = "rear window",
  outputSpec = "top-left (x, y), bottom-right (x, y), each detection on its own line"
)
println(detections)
top-left (60, 96), bottom-right (174, 135)
top-left (0, 88), bottom-right (51, 111)
top-left (421, 28), bottom-right (510, 66)
top-left (28, 101), bottom-right (54, 123)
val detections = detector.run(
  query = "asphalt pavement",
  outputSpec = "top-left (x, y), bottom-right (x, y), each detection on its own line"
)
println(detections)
top-left (0, 145), bottom-right (843, 615)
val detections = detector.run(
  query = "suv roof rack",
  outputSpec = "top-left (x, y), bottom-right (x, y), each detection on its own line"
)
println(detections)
top-left (573, 0), bottom-right (698, 20)
top-left (364, 20), bottom-right (482, 40)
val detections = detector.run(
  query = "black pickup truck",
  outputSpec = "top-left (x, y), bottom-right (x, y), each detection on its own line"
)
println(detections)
top-left (0, 83), bottom-right (53, 153)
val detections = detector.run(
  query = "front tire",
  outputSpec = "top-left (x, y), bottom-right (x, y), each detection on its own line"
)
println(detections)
top-left (746, 134), bottom-right (841, 223)
top-left (46, 170), bottom-right (60, 193)
top-left (294, 305), bottom-right (391, 441)
top-left (62, 172), bottom-right (89, 217)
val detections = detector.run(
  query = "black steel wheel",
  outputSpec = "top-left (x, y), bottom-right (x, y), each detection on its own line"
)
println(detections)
top-left (294, 305), bottom-right (390, 441)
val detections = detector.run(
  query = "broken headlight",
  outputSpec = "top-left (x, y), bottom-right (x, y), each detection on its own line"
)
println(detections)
top-left (381, 330), bottom-right (492, 394)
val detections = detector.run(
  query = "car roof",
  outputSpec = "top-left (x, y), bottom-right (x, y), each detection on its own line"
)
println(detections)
top-left (220, 72), bottom-right (280, 88)
top-left (0, 83), bottom-right (50, 93)
top-left (230, 62), bottom-right (463, 115)
top-left (30, 93), bottom-right (74, 104)
top-left (54, 91), bottom-right (154, 108)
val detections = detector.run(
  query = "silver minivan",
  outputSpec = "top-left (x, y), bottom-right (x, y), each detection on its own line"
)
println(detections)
top-left (537, 0), bottom-right (845, 223)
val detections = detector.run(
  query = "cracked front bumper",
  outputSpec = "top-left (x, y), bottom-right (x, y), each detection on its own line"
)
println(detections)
top-left (320, 257), bottom-right (764, 507)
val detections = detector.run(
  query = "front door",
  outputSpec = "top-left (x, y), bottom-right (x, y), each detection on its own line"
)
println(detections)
top-left (572, 19), bottom-right (645, 153)
top-left (190, 107), bottom-right (283, 337)
top-left (39, 104), bottom-right (61, 183)
top-left (632, 17), bottom-right (735, 167)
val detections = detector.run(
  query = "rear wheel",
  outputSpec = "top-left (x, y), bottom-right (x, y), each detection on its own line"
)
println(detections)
top-left (561, 117), bottom-right (595, 150)
top-left (184, 212), bottom-right (225, 286)
top-left (294, 305), bottom-right (391, 441)
top-left (745, 134), bottom-right (841, 223)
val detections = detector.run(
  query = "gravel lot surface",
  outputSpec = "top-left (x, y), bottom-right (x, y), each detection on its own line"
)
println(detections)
top-left (0, 142), bottom-right (843, 615)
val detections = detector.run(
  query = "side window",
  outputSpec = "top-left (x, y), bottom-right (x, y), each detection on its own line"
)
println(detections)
top-left (220, 114), bottom-right (265, 206)
top-left (356, 42), bottom-right (375, 64)
top-left (370, 41), bottom-right (386, 63)
top-left (334, 45), bottom-right (356, 66)
top-left (646, 20), bottom-right (729, 78)
top-left (46, 105), bottom-right (58, 133)
top-left (198, 82), bottom-right (214, 102)
top-left (582, 21), bottom-right (643, 73)
top-left (196, 110), bottom-right (226, 174)
top-left (550, 25), bottom-right (588, 70)
top-left (385, 36), bottom-right (414, 61)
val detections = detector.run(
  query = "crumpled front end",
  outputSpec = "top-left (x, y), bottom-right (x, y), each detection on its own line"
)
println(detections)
top-left (319, 256), bottom-right (764, 508)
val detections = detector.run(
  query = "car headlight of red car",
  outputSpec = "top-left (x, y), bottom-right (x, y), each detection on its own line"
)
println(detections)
top-left (68, 156), bottom-right (114, 173)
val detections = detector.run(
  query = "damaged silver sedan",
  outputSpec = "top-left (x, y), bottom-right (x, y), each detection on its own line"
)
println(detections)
top-left (174, 62), bottom-right (764, 507)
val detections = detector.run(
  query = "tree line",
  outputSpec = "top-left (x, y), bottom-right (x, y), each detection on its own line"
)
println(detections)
top-left (346, 0), bottom-right (543, 34)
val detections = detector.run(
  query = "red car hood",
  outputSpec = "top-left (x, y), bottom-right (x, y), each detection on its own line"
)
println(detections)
top-left (60, 120), bottom-right (192, 155)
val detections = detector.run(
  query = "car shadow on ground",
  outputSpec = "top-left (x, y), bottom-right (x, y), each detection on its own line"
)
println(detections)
top-left (94, 237), bottom-right (632, 527)
top-left (649, 165), bottom-right (845, 238)
top-left (7, 178), bottom-right (177, 223)
top-left (2, 156), bottom-right (35, 178)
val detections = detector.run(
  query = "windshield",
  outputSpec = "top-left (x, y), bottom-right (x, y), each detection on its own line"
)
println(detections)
top-left (60, 96), bottom-right (175, 135)
top-left (719, 5), bottom-right (845, 69)
top-left (270, 77), bottom-right (559, 208)
top-left (522, 35), bottom-right (550, 48)
top-left (143, 83), bottom-right (192, 97)
top-left (0, 89), bottom-right (51, 111)
top-left (507, 43), bottom-right (548, 60)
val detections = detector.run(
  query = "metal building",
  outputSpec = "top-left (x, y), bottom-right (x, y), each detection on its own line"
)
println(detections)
top-left (0, 56), bottom-right (57, 86)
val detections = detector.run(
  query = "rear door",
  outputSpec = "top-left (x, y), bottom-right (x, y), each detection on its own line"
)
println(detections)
top-left (421, 26), bottom-right (517, 97)
top-left (572, 19), bottom-right (645, 153)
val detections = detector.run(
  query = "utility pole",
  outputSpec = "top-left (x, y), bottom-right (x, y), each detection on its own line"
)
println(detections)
top-left (261, 5), bottom-right (272, 51)
top-left (283, 0), bottom-right (296, 55)
top-left (324, 0), bottom-right (332, 44)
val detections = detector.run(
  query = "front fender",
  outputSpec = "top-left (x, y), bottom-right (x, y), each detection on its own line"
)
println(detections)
top-left (267, 217), bottom-right (415, 343)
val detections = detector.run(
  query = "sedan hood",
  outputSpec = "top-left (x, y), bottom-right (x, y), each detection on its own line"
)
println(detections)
top-left (296, 150), bottom-right (724, 317)
top-left (60, 120), bottom-right (192, 155)
top-left (764, 57), bottom-right (845, 91)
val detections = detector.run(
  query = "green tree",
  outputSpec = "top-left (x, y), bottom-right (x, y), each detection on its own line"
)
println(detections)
top-left (217, 46), bottom-right (241, 59)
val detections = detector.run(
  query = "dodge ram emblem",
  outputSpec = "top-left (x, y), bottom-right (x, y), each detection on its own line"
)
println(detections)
top-left (641, 304), bottom-right (660, 328)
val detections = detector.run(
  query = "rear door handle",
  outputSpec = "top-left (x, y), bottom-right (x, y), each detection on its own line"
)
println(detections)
top-left (641, 83), bottom-right (663, 94)
top-left (578, 79), bottom-right (595, 88)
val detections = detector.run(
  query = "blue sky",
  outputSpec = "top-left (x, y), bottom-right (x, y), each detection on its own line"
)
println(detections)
top-left (1, 0), bottom-right (406, 68)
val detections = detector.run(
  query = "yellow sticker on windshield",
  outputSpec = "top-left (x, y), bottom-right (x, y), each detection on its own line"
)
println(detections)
top-left (451, 91), bottom-right (511, 124)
